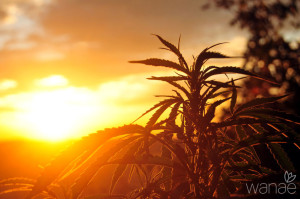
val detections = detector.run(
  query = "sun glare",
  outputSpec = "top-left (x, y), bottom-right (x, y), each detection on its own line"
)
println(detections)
top-left (35, 75), bottom-right (69, 87)
top-left (21, 89), bottom-right (97, 142)
top-left (0, 73), bottom-right (150, 141)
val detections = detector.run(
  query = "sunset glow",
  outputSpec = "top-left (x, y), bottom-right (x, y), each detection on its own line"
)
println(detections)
top-left (0, 73), bottom-right (155, 141)
top-left (20, 90), bottom-right (95, 141)
top-left (0, 0), bottom-right (298, 142)
top-left (0, 1), bottom-right (299, 199)
top-left (0, 0), bottom-right (248, 141)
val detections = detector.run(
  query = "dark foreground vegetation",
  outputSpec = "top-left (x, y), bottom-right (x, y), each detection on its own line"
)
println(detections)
top-left (0, 35), bottom-right (299, 198)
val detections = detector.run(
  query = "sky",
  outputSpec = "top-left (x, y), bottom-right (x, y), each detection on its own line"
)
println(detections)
top-left (0, 0), bottom-right (250, 141)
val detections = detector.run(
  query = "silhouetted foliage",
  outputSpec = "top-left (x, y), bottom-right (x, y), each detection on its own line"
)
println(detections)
top-left (204, 0), bottom-right (300, 115)
top-left (1, 35), bottom-right (298, 199)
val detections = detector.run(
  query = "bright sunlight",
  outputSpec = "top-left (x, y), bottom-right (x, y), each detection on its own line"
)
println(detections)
top-left (6, 75), bottom-right (101, 141)
top-left (23, 91), bottom-right (92, 141)
top-left (0, 74), bottom-right (150, 141)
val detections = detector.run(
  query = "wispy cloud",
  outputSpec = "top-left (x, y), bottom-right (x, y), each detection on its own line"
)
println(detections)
top-left (0, 79), bottom-right (18, 90)
top-left (34, 49), bottom-right (65, 61)
top-left (35, 74), bottom-right (69, 87)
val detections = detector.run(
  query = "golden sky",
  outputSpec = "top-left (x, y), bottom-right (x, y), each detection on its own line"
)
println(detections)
top-left (0, 0), bottom-right (251, 141)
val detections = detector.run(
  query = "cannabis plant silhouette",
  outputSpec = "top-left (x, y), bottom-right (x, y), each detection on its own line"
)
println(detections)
top-left (1, 35), bottom-right (299, 199)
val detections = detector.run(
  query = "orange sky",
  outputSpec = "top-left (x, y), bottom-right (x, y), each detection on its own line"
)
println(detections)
top-left (0, 0), bottom-right (261, 141)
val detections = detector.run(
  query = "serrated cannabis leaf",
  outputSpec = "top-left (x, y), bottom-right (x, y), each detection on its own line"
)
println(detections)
top-left (2, 35), bottom-right (297, 199)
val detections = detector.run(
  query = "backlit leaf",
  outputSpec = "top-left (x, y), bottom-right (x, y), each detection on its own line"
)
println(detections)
top-left (235, 95), bottom-right (288, 114)
top-left (230, 79), bottom-right (237, 114)
top-left (154, 34), bottom-right (188, 69)
top-left (266, 143), bottom-right (295, 172)
top-left (129, 58), bottom-right (188, 74)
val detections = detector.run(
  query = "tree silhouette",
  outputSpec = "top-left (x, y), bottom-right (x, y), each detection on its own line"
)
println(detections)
top-left (204, 0), bottom-right (300, 114)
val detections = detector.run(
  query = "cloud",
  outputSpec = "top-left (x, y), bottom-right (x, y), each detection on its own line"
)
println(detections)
top-left (0, 4), bottom-right (19, 25)
top-left (34, 49), bottom-right (65, 61)
top-left (0, 0), bottom-right (247, 91)
top-left (0, 0), bottom-right (49, 51)
top-left (35, 74), bottom-right (69, 87)
top-left (0, 79), bottom-right (18, 90)
top-left (1, 0), bottom-right (242, 54)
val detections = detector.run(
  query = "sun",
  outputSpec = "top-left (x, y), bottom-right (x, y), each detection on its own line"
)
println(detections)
top-left (22, 89), bottom-right (97, 142)
top-left (0, 74), bottom-right (148, 141)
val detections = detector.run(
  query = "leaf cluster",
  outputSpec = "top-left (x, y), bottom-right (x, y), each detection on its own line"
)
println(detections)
top-left (2, 35), bottom-right (300, 199)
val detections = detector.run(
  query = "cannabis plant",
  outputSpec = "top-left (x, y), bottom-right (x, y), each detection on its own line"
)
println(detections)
top-left (1, 35), bottom-right (299, 199)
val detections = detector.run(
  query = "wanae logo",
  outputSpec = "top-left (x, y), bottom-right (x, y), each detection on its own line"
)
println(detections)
top-left (246, 171), bottom-right (297, 195)
top-left (284, 171), bottom-right (296, 183)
